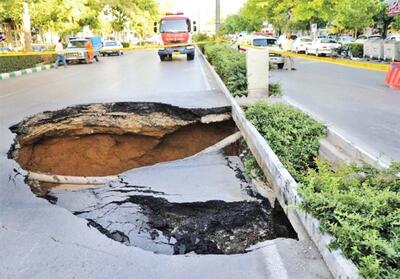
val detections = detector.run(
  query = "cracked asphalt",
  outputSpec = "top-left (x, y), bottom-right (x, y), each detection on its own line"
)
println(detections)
top-left (0, 50), bottom-right (332, 278)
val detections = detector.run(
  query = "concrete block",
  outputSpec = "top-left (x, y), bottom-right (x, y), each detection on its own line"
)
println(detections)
top-left (246, 49), bottom-right (269, 98)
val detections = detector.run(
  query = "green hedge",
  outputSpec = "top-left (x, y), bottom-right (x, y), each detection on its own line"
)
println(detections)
top-left (121, 42), bottom-right (130, 48)
top-left (204, 44), bottom-right (247, 97)
top-left (349, 43), bottom-right (363, 58)
top-left (0, 55), bottom-right (43, 74)
top-left (300, 161), bottom-right (400, 278)
top-left (245, 101), bottom-right (399, 277)
top-left (245, 102), bottom-right (327, 181)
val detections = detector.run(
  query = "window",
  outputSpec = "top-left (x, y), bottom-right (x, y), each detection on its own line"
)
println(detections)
top-left (160, 19), bottom-right (190, 33)
top-left (252, 38), bottom-right (276, 47)
top-left (105, 41), bottom-right (118, 46)
top-left (68, 40), bottom-right (87, 48)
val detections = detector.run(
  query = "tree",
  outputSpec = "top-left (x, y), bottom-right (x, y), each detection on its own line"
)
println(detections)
top-left (333, 0), bottom-right (379, 37)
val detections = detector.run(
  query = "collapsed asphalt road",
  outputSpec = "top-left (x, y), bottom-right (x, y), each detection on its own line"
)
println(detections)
top-left (0, 51), bottom-right (332, 278)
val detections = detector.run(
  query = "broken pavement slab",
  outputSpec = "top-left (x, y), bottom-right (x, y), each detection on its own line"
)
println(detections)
top-left (0, 152), bottom-right (332, 278)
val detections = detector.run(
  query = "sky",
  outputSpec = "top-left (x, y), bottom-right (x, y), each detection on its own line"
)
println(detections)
top-left (158, 0), bottom-right (246, 31)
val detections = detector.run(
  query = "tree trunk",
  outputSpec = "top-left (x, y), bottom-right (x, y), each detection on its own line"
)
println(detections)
top-left (23, 1), bottom-right (32, 51)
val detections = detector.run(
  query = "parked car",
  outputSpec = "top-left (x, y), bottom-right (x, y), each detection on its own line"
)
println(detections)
top-left (337, 35), bottom-right (354, 45)
top-left (32, 44), bottom-right (46, 52)
top-left (65, 37), bottom-right (102, 64)
top-left (0, 47), bottom-right (11, 52)
top-left (385, 34), bottom-right (400, 41)
top-left (249, 35), bottom-right (285, 69)
top-left (101, 40), bottom-right (123, 56)
top-left (355, 35), bottom-right (382, 44)
top-left (292, 37), bottom-right (312, 53)
top-left (306, 38), bottom-right (341, 56)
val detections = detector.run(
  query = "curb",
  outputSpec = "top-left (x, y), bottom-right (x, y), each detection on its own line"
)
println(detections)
top-left (198, 48), bottom-right (360, 278)
top-left (0, 64), bottom-right (55, 81)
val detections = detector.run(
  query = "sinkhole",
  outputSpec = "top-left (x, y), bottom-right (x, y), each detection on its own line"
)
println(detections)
top-left (8, 102), bottom-right (297, 255)
top-left (9, 102), bottom-right (236, 177)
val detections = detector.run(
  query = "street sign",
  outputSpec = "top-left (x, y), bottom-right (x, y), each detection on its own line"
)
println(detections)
top-left (311, 24), bottom-right (318, 33)
top-left (388, 0), bottom-right (400, 15)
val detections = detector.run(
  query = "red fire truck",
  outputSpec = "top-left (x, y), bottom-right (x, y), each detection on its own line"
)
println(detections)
top-left (154, 13), bottom-right (197, 61)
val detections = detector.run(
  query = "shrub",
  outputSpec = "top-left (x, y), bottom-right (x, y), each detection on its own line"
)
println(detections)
top-left (245, 102), bottom-right (327, 181)
top-left (299, 160), bottom-right (400, 278)
top-left (192, 33), bottom-right (210, 43)
top-left (269, 82), bottom-right (283, 97)
top-left (204, 44), bottom-right (247, 97)
top-left (349, 43), bottom-right (363, 58)
top-left (0, 55), bottom-right (43, 74)
top-left (121, 42), bottom-right (130, 48)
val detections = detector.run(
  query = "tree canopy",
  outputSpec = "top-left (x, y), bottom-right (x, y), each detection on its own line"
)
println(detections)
top-left (0, 0), bottom-right (159, 40)
top-left (221, 0), bottom-right (400, 36)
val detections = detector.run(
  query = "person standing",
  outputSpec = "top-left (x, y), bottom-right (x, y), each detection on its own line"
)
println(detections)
top-left (54, 38), bottom-right (67, 68)
top-left (282, 33), bottom-right (296, 70)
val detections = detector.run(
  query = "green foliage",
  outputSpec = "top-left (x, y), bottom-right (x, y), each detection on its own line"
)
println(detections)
top-left (299, 160), bottom-right (400, 278)
top-left (244, 153), bottom-right (267, 182)
top-left (245, 102), bottom-right (327, 180)
top-left (192, 33), bottom-right (210, 43)
top-left (0, 55), bottom-right (42, 74)
top-left (348, 43), bottom-right (364, 58)
top-left (269, 82), bottom-right (283, 97)
top-left (121, 42), bottom-right (130, 48)
top-left (221, 14), bottom-right (260, 34)
top-left (204, 44), bottom-right (247, 97)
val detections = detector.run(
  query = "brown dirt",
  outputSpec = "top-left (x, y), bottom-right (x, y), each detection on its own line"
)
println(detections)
top-left (17, 121), bottom-right (236, 177)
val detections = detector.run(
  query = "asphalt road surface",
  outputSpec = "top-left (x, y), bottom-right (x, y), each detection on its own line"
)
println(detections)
top-left (272, 58), bottom-right (400, 163)
top-left (0, 51), bottom-right (331, 278)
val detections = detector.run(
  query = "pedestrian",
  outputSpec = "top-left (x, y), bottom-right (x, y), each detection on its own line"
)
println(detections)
top-left (54, 38), bottom-right (67, 68)
top-left (85, 40), bottom-right (94, 63)
top-left (282, 33), bottom-right (296, 71)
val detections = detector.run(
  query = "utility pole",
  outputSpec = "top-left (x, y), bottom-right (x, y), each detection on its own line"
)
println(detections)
top-left (23, 1), bottom-right (32, 51)
top-left (215, 0), bottom-right (221, 33)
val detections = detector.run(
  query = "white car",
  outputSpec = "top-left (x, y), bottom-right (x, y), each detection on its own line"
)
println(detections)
top-left (355, 35), bottom-right (382, 44)
top-left (386, 35), bottom-right (400, 42)
top-left (337, 35), bottom-right (354, 45)
top-left (306, 38), bottom-right (341, 56)
top-left (101, 40), bottom-right (123, 56)
top-left (249, 35), bottom-right (285, 69)
top-left (292, 37), bottom-right (312, 53)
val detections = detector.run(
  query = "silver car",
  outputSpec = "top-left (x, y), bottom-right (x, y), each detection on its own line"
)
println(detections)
top-left (250, 36), bottom-right (285, 69)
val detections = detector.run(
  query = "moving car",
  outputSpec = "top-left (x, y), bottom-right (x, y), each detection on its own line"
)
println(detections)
top-left (249, 35), bottom-right (285, 69)
top-left (154, 12), bottom-right (197, 61)
top-left (292, 37), bottom-right (312, 53)
top-left (101, 40), bottom-right (123, 56)
top-left (306, 38), bottom-right (341, 56)
top-left (65, 37), bottom-right (102, 64)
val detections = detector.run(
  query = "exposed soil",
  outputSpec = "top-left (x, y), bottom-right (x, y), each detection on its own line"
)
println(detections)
top-left (82, 195), bottom-right (297, 255)
top-left (17, 121), bottom-right (236, 176)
